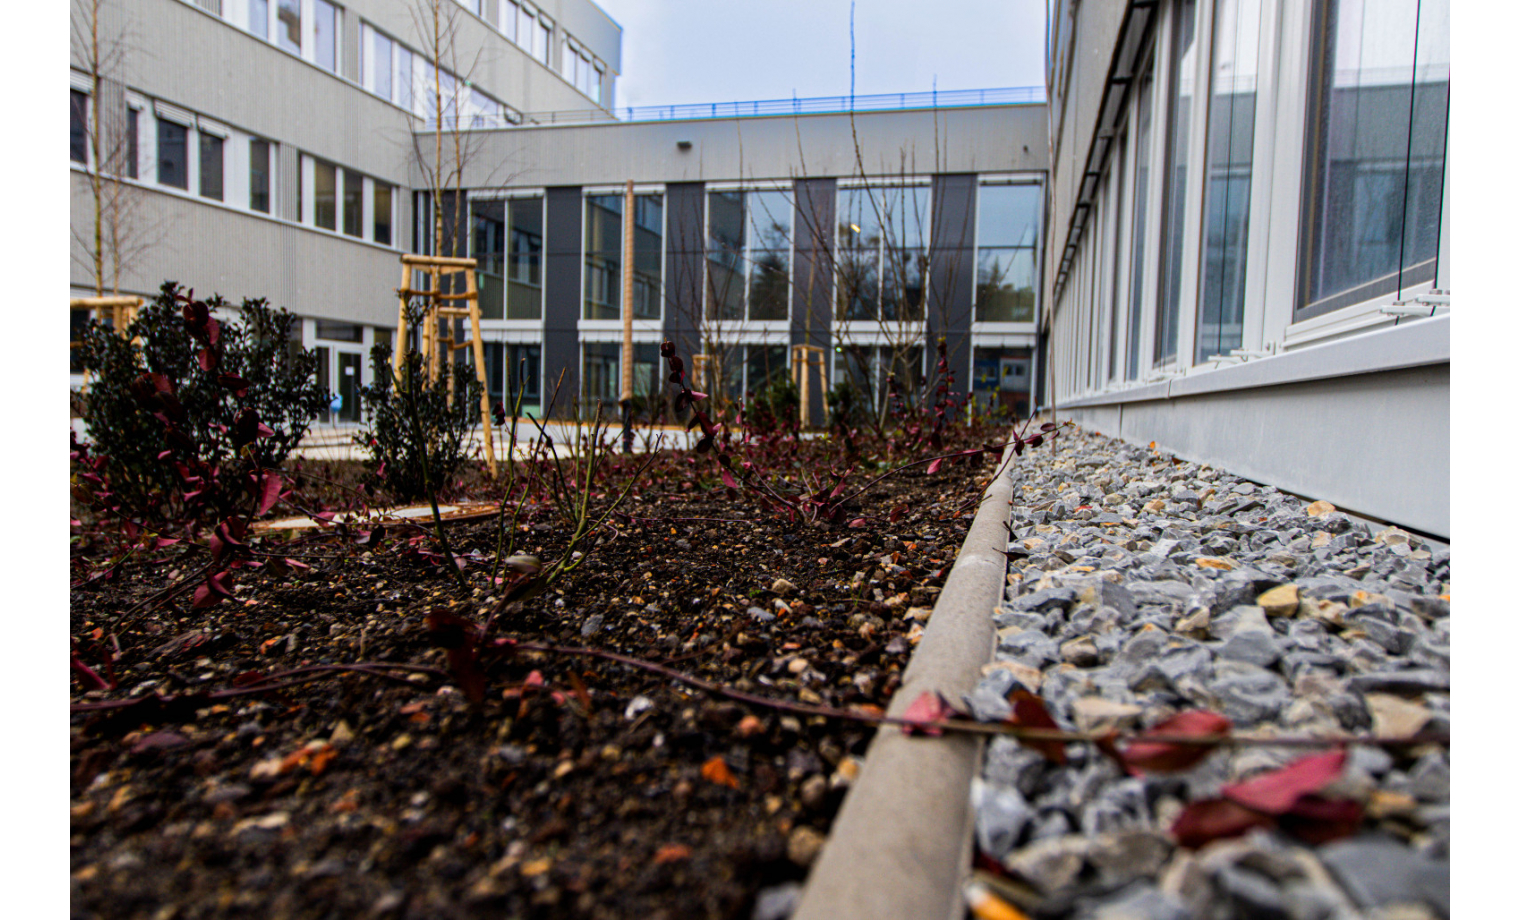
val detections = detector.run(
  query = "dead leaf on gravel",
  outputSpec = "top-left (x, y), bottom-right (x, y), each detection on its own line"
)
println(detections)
top-left (701, 755), bottom-right (740, 788)
top-left (653, 843), bottom-right (692, 864)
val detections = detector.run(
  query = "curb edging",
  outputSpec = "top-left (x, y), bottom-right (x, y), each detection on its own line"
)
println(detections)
top-left (792, 435), bottom-right (1021, 920)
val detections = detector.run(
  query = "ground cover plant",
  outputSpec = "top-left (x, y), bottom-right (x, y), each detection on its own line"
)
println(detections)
top-left (69, 318), bottom-right (1045, 918)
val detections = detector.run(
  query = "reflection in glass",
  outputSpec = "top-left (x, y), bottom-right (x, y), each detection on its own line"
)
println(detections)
top-left (313, 160), bottom-right (336, 230)
top-left (1155, 0), bottom-right (1197, 365)
top-left (508, 197), bottom-right (543, 319)
top-left (374, 182), bottom-right (392, 245)
top-left (314, 0), bottom-right (337, 72)
top-left (1126, 64), bottom-right (1154, 380)
top-left (342, 169), bottom-right (362, 237)
top-left (249, 0), bottom-right (268, 41)
top-left (277, 0), bottom-right (300, 55)
top-left (250, 139), bottom-right (270, 213)
top-left (1301, 0), bottom-right (1448, 316)
top-left (1197, 0), bottom-right (1261, 361)
top-left (71, 91), bottom-right (88, 164)
top-left (585, 194), bottom-right (661, 320)
top-left (199, 134), bottom-right (224, 200)
top-left (373, 31), bottom-right (393, 101)
top-left (975, 183), bottom-right (1042, 323)
top-left (157, 121), bottom-right (187, 189)
top-left (708, 190), bottom-right (792, 321)
top-left (745, 345), bottom-right (789, 395)
top-left (472, 199), bottom-right (506, 319)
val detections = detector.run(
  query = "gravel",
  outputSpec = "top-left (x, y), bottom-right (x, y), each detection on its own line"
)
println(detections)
top-left (970, 426), bottom-right (1450, 919)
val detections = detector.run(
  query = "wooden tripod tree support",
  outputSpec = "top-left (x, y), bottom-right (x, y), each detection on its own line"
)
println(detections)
top-left (393, 253), bottom-right (497, 478)
top-left (691, 353), bottom-right (718, 398)
top-left (71, 295), bottom-right (145, 391)
top-left (790, 344), bottom-right (827, 428)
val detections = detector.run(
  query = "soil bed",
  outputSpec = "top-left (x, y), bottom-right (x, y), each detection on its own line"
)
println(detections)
top-left (70, 427), bottom-right (1009, 919)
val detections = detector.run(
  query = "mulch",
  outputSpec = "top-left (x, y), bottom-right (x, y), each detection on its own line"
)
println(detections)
top-left (69, 427), bottom-right (1007, 920)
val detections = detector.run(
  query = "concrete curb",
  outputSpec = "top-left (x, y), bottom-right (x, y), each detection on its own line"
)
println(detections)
top-left (792, 435), bottom-right (1021, 920)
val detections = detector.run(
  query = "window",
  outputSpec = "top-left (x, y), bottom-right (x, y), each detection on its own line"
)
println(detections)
top-left (584, 193), bottom-right (662, 320)
top-left (592, 63), bottom-right (604, 105)
top-left (126, 108), bottom-right (139, 179)
top-left (535, 16), bottom-right (552, 65)
top-left (1299, 0), bottom-right (1449, 318)
top-left (706, 189), bottom-right (791, 321)
top-left (250, 139), bottom-right (271, 212)
top-left (975, 183), bottom-right (1042, 322)
top-left (1196, 0), bottom-right (1262, 361)
top-left (745, 345), bottom-right (790, 397)
top-left (157, 119), bottom-right (188, 189)
top-left (315, 320), bottom-right (363, 342)
top-left (371, 29), bottom-right (394, 101)
top-left (314, 0), bottom-right (339, 72)
top-left (499, 1), bottom-right (518, 43)
top-left (314, 159), bottom-right (337, 230)
top-left (374, 181), bottom-right (392, 245)
top-left (277, 0), bottom-right (300, 54)
top-left (397, 47), bottom-right (414, 112)
top-left (837, 185), bottom-right (930, 322)
top-left (199, 132), bottom-right (224, 200)
top-left (508, 197), bottom-right (543, 318)
top-left (582, 342), bottom-right (659, 409)
top-left (342, 169), bottom-right (362, 236)
top-left (1125, 61), bottom-right (1155, 380)
top-left (249, 0), bottom-right (268, 40)
top-left (70, 90), bottom-right (89, 164)
top-left (470, 88), bottom-right (499, 127)
top-left (1154, 0), bottom-right (1198, 366)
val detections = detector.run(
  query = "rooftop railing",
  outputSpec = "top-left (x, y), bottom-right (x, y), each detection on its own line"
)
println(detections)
top-left (424, 86), bottom-right (1046, 131)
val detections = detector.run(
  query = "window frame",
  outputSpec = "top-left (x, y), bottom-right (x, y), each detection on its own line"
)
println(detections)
top-left (971, 177), bottom-right (1045, 327)
top-left (703, 183), bottom-right (796, 326)
top-left (833, 179), bottom-right (934, 329)
top-left (579, 186), bottom-right (666, 326)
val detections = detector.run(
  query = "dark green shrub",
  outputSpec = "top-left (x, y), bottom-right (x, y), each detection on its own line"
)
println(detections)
top-left (743, 375), bottom-right (800, 435)
top-left (826, 378), bottom-right (866, 433)
top-left (75, 281), bottom-right (327, 521)
top-left (360, 341), bottom-right (482, 502)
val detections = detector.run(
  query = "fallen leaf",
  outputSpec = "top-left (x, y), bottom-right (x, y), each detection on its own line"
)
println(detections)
top-left (701, 755), bottom-right (740, 789)
top-left (901, 691), bottom-right (955, 737)
top-left (1221, 750), bottom-right (1347, 815)
top-left (1120, 710), bottom-right (1232, 774)
top-left (1171, 797), bottom-right (1274, 848)
top-left (1005, 690), bottom-right (1066, 764)
top-left (653, 843), bottom-right (692, 864)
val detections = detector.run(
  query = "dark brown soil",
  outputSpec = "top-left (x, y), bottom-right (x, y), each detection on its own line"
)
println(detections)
top-left (69, 429), bottom-right (1003, 920)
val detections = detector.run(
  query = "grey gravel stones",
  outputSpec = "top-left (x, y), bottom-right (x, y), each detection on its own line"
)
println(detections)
top-left (972, 426), bottom-right (1450, 919)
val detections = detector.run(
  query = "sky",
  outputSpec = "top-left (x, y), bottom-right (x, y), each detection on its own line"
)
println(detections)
top-left (591, 0), bottom-right (1049, 109)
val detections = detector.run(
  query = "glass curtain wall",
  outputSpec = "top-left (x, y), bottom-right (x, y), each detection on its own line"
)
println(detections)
top-left (472, 199), bottom-right (507, 319)
top-left (508, 198), bottom-right (544, 319)
top-left (1155, 0), bottom-right (1198, 366)
top-left (706, 190), bottom-right (792, 321)
top-left (1299, 0), bottom-right (1449, 318)
top-left (584, 194), bottom-right (662, 320)
top-left (836, 186), bottom-right (930, 322)
top-left (1126, 63), bottom-right (1154, 380)
top-left (975, 183), bottom-right (1043, 322)
top-left (1196, 0), bottom-right (1262, 361)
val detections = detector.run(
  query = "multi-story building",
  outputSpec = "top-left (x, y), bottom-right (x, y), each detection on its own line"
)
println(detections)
top-left (1040, 0), bottom-right (1449, 538)
top-left (69, 0), bottom-right (1449, 538)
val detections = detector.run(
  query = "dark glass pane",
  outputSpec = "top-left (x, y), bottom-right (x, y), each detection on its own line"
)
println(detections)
top-left (745, 345), bottom-right (788, 395)
top-left (472, 198), bottom-right (505, 319)
top-left (582, 342), bottom-right (619, 407)
top-left (199, 133), bottom-right (224, 200)
top-left (373, 182), bottom-right (392, 244)
top-left (70, 91), bottom-right (89, 164)
top-left (1196, 0), bottom-right (1260, 362)
top-left (633, 194), bottom-right (662, 319)
top-left (977, 184), bottom-right (1043, 249)
top-left (887, 186), bottom-right (931, 250)
top-left (315, 320), bottom-right (363, 342)
top-left (157, 120), bottom-right (187, 189)
top-left (882, 247), bottom-right (926, 321)
top-left (1155, 0), bottom-right (1197, 365)
top-left (749, 249), bottom-right (790, 320)
top-left (976, 248), bottom-right (1036, 322)
top-left (508, 197), bottom-right (543, 319)
top-left (342, 169), bottom-right (362, 236)
top-left (314, 160), bottom-right (336, 230)
top-left (508, 344), bottom-right (541, 403)
top-left (583, 195), bottom-right (621, 319)
top-left (277, 0), bottom-right (300, 54)
top-left (837, 247), bottom-right (879, 321)
top-left (126, 108), bottom-right (138, 178)
top-left (706, 259), bottom-right (743, 321)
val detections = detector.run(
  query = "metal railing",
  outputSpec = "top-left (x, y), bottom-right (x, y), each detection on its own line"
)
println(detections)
top-left (424, 86), bottom-right (1045, 131)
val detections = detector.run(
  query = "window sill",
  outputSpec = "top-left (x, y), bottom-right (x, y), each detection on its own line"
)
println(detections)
top-left (578, 320), bottom-right (664, 339)
top-left (1056, 313), bottom-right (1448, 409)
top-left (1282, 288), bottom-right (1419, 350)
top-left (70, 163), bottom-right (401, 255)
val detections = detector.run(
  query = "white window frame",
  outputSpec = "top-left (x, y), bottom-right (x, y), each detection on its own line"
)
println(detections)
top-left (832, 178), bottom-right (933, 340)
top-left (703, 182), bottom-right (795, 332)
top-left (970, 175), bottom-right (1043, 334)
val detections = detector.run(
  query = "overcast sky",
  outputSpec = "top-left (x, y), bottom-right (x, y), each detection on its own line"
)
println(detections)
top-left (592, 0), bottom-right (1049, 109)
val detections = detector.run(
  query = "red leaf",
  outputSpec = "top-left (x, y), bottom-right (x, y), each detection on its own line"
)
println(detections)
top-left (1221, 750), bottom-right (1347, 815)
top-left (720, 468), bottom-right (739, 490)
top-left (1121, 710), bottom-right (1233, 775)
top-left (889, 505), bottom-right (907, 523)
top-left (847, 518), bottom-right (867, 528)
top-left (217, 373), bottom-right (251, 397)
top-left (1171, 798), bottom-right (1275, 849)
top-left (1006, 689), bottom-right (1067, 765)
top-left (901, 691), bottom-right (955, 737)
top-left (926, 458), bottom-right (946, 475)
top-left (1278, 794), bottom-right (1364, 845)
top-left (255, 473), bottom-right (284, 516)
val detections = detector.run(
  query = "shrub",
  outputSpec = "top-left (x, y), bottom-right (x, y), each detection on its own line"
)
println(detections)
top-left (75, 281), bottom-right (327, 522)
top-left (742, 375), bottom-right (800, 437)
top-left (360, 341), bottom-right (482, 502)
